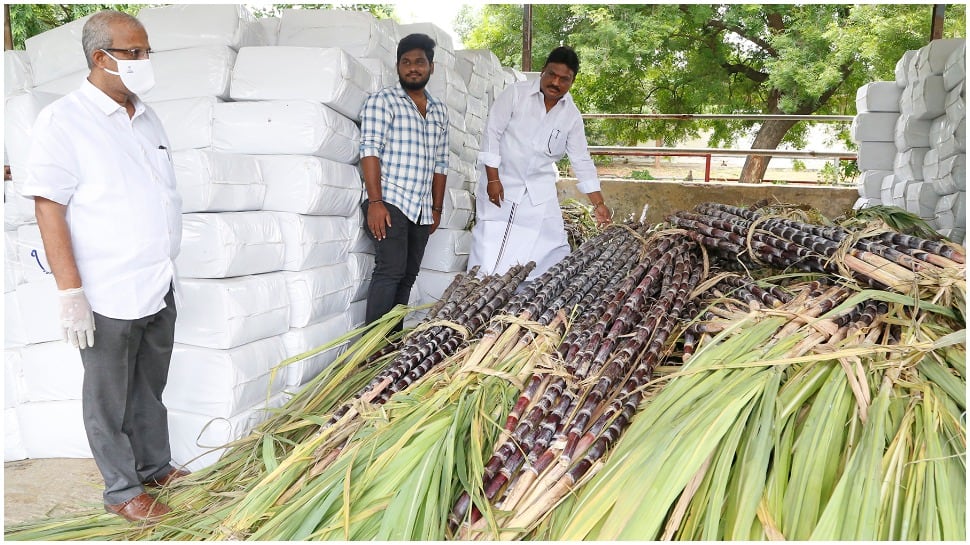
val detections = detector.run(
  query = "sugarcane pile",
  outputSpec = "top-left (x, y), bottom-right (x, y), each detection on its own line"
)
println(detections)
top-left (5, 201), bottom-right (964, 542)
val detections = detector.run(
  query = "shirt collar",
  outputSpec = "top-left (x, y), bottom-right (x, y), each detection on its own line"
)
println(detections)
top-left (394, 82), bottom-right (437, 105)
top-left (80, 78), bottom-right (146, 117)
top-left (528, 77), bottom-right (572, 108)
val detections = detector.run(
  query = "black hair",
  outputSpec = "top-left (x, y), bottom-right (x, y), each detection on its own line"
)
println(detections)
top-left (397, 33), bottom-right (436, 64)
top-left (544, 46), bottom-right (579, 76)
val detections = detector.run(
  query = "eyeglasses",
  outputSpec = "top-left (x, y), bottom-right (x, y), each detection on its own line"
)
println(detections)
top-left (102, 47), bottom-right (153, 60)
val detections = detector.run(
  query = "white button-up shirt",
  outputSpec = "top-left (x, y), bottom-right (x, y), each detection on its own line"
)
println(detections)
top-left (478, 78), bottom-right (600, 206)
top-left (22, 79), bottom-right (182, 320)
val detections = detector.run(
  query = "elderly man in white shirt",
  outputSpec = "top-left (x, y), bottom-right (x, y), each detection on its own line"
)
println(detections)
top-left (21, 10), bottom-right (185, 523)
top-left (468, 46), bottom-right (612, 281)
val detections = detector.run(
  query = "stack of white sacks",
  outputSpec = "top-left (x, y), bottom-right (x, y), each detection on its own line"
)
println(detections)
top-left (3, 5), bottom-right (519, 469)
top-left (853, 38), bottom-right (966, 245)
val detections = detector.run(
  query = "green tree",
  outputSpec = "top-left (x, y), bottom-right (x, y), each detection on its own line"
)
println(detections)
top-left (7, 4), bottom-right (143, 50)
top-left (248, 4), bottom-right (394, 19)
top-left (458, 4), bottom-right (966, 183)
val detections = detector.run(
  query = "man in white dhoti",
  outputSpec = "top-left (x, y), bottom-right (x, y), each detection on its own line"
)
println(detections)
top-left (468, 46), bottom-right (612, 280)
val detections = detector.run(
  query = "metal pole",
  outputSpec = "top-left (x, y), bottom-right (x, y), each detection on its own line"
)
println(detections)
top-left (704, 154), bottom-right (712, 183)
top-left (522, 4), bottom-right (532, 71)
top-left (930, 4), bottom-right (946, 41)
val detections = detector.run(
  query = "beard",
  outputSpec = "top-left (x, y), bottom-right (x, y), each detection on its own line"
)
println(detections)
top-left (399, 72), bottom-right (431, 91)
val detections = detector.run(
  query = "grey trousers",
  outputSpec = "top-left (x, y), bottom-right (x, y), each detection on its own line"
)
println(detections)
top-left (78, 287), bottom-right (178, 505)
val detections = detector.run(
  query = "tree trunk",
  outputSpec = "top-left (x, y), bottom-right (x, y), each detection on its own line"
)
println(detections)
top-left (4, 4), bottom-right (12, 51)
top-left (738, 118), bottom-right (798, 183)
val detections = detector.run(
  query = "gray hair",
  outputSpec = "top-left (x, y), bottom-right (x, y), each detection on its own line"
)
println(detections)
top-left (81, 10), bottom-right (144, 69)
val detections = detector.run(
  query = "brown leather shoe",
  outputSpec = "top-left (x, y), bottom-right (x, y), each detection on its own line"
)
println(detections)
top-left (143, 467), bottom-right (190, 488)
top-left (104, 493), bottom-right (171, 522)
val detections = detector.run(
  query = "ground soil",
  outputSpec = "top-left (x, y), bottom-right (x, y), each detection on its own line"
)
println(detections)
top-left (3, 458), bottom-right (105, 527)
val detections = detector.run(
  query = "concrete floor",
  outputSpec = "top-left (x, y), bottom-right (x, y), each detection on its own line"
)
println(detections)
top-left (3, 458), bottom-right (104, 527)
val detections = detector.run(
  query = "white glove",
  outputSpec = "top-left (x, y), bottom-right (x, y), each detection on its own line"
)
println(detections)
top-left (59, 287), bottom-right (96, 349)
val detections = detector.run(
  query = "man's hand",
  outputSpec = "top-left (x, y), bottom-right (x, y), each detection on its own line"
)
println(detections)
top-left (593, 202), bottom-right (612, 226)
top-left (59, 287), bottom-right (95, 349)
top-left (487, 180), bottom-right (504, 207)
top-left (368, 201), bottom-right (392, 241)
top-left (430, 209), bottom-right (442, 234)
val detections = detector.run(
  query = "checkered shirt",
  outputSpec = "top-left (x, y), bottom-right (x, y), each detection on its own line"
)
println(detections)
top-left (359, 83), bottom-right (449, 224)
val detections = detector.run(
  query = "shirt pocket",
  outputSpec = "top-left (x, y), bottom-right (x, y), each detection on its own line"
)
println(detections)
top-left (545, 128), bottom-right (567, 157)
top-left (426, 120), bottom-right (447, 150)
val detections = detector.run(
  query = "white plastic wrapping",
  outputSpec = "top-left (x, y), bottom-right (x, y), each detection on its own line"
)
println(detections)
top-left (174, 273), bottom-right (290, 350)
top-left (4, 90), bottom-right (61, 179)
top-left (257, 17), bottom-right (280, 46)
top-left (929, 154), bottom-right (966, 195)
top-left (445, 167), bottom-right (467, 190)
top-left (4, 51), bottom-right (32, 97)
top-left (270, 212), bottom-right (354, 271)
top-left (164, 336), bottom-right (287, 417)
top-left (880, 173), bottom-right (898, 206)
top-left (5, 348), bottom-right (23, 407)
top-left (852, 197), bottom-right (879, 211)
top-left (914, 38), bottom-right (965, 78)
top-left (15, 223), bottom-right (50, 283)
top-left (347, 207), bottom-right (374, 255)
top-left (856, 141), bottom-right (897, 171)
top-left (212, 101), bottom-right (360, 164)
top-left (348, 252), bottom-right (375, 302)
top-left (5, 408), bottom-right (28, 462)
top-left (421, 228), bottom-right (471, 272)
top-left (24, 14), bottom-right (90, 86)
top-left (943, 44), bottom-right (966, 91)
top-left (858, 170), bottom-right (891, 199)
top-left (149, 96), bottom-right (222, 151)
top-left (851, 112), bottom-right (899, 143)
top-left (12, 279), bottom-right (61, 345)
top-left (895, 50), bottom-right (918, 88)
top-left (30, 69), bottom-right (86, 96)
top-left (396, 22), bottom-right (454, 55)
top-left (934, 191), bottom-right (967, 229)
top-left (4, 184), bottom-right (37, 229)
top-left (17, 399), bottom-right (92, 458)
top-left (457, 49), bottom-right (503, 79)
top-left (18, 341), bottom-right (83, 402)
top-left (415, 268), bottom-right (461, 305)
top-left (348, 299), bottom-right (367, 329)
top-left (169, 393), bottom-right (286, 471)
top-left (902, 75), bottom-right (947, 120)
top-left (357, 57), bottom-right (396, 93)
top-left (230, 46), bottom-right (372, 121)
top-left (428, 65), bottom-right (468, 115)
top-left (279, 312), bottom-right (350, 388)
top-left (257, 155), bottom-right (363, 216)
top-left (893, 147), bottom-right (928, 181)
top-left (173, 150), bottom-right (265, 213)
top-left (277, 9), bottom-right (396, 59)
top-left (904, 181), bottom-right (940, 219)
top-left (177, 212), bottom-right (285, 278)
top-left (139, 46), bottom-right (236, 102)
top-left (5, 230), bottom-right (24, 293)
top-left (138, 4), bottom-right (261, 52)
top-left (441, 188), bottom-right (474, 230)
top-left (854, 81), bottom-right (902, 113)
top-left (891, 178), bottom-right (910, 208)
top-left (894, 114), bottom-right (933, 150)
top-left (282, 264), bottom-right (354, 328)
top-left (945, 86), bottom-right (965, 125)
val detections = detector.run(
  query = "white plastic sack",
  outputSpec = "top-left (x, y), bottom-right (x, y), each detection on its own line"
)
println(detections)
top-left (212, 101), bottom-right (360, 164)
top-left (277, 9), bottom-right (396, 59)
top-left (894, 147), bottom-right (928, 181)
top-left (377, 18), bottom-right (401, 44)
top-left (149, 96), bottom-right (222, 151)
top-left (270, 212), bottom-right (354, 271)
top-left (4, 91), bottom-right (61, 179)
top-left (915, 38), bottom-right (965, 78)
top-left (428, 65), bottom-right (468, 115)
top-left (943, 44), bottom-right (966, 91)
top-left (445, 167), bottom-right (467, 191)
top-left (945, 86), bottom-right (965, 125)
top-left (230, 46), bottom-right (372, 121)
top-left (347, 207), bottom-right (374, 255)
top-left (415, 267), bottom-right (461, 305)
top-left (357, 57), bottom-right (396, 93)
top-left (173, 149), bottom-right (265, 213)
top-left (880, 173), bottom-right (898, 206)
top-left (903, 75), bottom-right (947, 120)
top-left (895, 50), bottom-right (918, 88)
top-left (937, 227), bottom-right (966, 245)
top-left (904, 181), bottom-right (940, 219)
top-left (856, 141), bottom-right (897, 172)
top-left (17, 400), bottom-right (92, 458)
top-left (30, 69), bottom-right (86, 96)
top-left (851, 112), bottom-right (899, 143)
top-left (5, 408), bottom-right (28, 462)
top-left (177, 212), bottom-right (285, 278)
top-left (282, 264), bottom-right (354, 328)
top-left (18, 341), bottom-right (83, 403)
top-left (348, 252), bottom-right (374, 302)
top-left (5, 51), bottom-right (32, 97)
top-left (421, 228), bottom-right (471, 272)
top-left (175, 273), bottom-right (290, 350)
top-left (441, 188), bottom-right (474, 230)
top-left (894, 114), bottom-right (933, 150)
top-left (891, 178), bottom-right (910, 208)
top-left (164, 336), bottom-right (287, 417)
top-left (5, 230), bottom-right (24, 293)
top-left (852, 197), bottom-right (879, 211)
top-left (169, 393), bottom-right (285, 471)
top-left (396, 22), bottom-right (454, 54)
top-left (930, 154), bottom-right (966, 195)
top-left (138, 4), bottom-right (261, 52)
top-left (5, 349), bottom-right (23, 408)
top-left (15, 223), bottom-right (50, 283)
top-left (858, 170), bottom-right (891, 199)
top-left (4, 184), bottom-right (37, 229)
top-left (257, 155), bottom-right (363, 216)
top-left (257, 17), bottom-right (280, 46)
top-left (854, 81), bottom-right (902, 113)
top-left (934, 191), bottom-right (967, 229)
top-left (140, 46), bottom-right (236, 103)
top-left (12, 279), bottom-right (61, 345)
top-left (348, 299), bottom-right (367, 329)
top-left (24, 14), bottom-right (90, 86)
top-left (279, 312), bottom-right (350, 388)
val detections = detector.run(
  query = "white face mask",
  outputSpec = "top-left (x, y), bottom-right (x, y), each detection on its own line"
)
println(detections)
top-left (101, 50), bottom-right (155, 95)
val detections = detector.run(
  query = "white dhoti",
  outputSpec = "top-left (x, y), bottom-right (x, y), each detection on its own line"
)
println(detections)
top-left (468, 193), bottom-right (570, 281)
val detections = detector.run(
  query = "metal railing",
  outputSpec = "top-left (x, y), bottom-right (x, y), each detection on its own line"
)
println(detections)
top-left (581, 113), bottom-right (856, 183)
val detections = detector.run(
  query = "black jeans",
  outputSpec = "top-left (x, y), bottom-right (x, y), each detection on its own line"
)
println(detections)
top-left (362, 201), bottom-right (430, 330)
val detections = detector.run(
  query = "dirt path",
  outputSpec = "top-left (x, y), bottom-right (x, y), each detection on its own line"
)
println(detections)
top-left (3, 458), bottom-right (104, 527)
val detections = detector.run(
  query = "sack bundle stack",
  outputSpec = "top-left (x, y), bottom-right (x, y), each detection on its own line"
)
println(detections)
top-left (852, 38), bottom-right (965, 245)
top-left (3, 5), bottom-right (521, 470)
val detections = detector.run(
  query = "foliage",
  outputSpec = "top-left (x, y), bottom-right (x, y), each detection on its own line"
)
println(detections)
top-left (630, 169), bottom-right (655, 181)
top-left (818, 158), bottom-right (860, 185)
top-left (248, 3), bottom-right (393, 19)
top-left (7, 4), bottom-right (144, 50)
top-left (457, 4), bottom-right (966, 156)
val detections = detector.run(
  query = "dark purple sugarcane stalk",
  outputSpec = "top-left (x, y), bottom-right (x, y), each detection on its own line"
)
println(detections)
top-left (875, 232), bottom-right (965, 263)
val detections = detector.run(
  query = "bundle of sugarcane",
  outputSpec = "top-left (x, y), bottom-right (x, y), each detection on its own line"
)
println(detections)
top-left (452, 231), bottom-right (708, 539)
top-left (668, 202), bottom-right (966, 296)
top-left (552, 271), bottom-right (965, 540)
top-left (560, 198), bottom-right (602, 250)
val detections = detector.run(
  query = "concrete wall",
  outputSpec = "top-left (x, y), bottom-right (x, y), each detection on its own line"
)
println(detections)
top-left (557, 178), bottom-right (860, 224)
